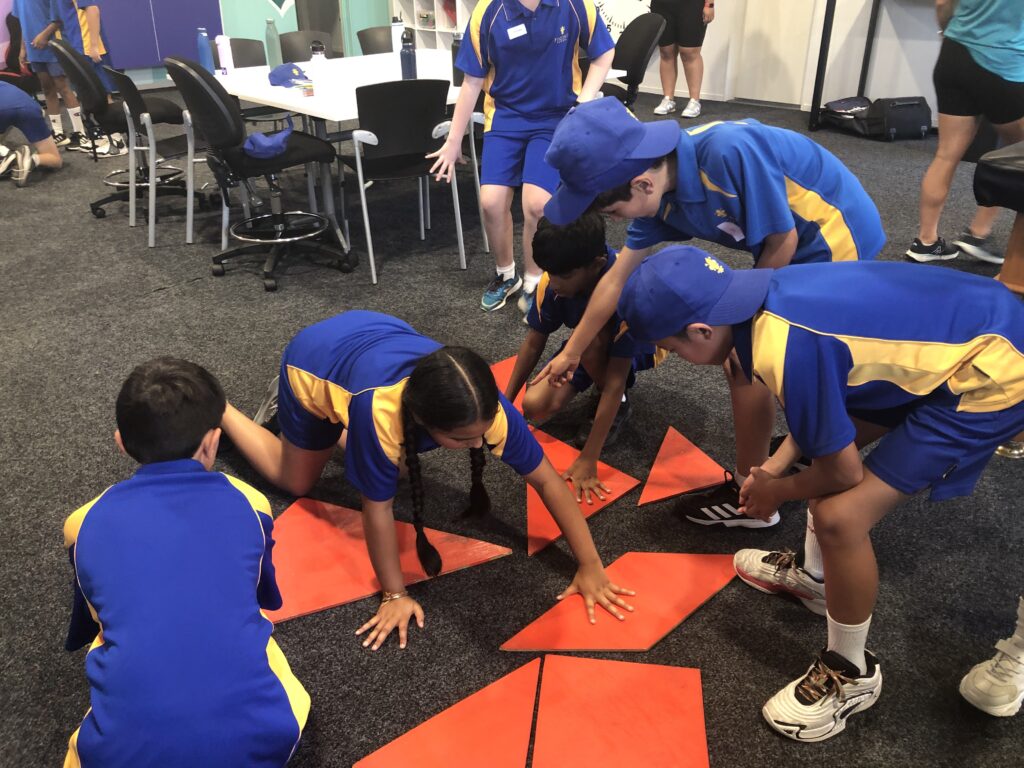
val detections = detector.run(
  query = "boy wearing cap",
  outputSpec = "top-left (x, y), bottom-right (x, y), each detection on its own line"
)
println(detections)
top-left (536, 97), bottom-right (886, 528)
top-left (615, 245), bottom-right (1024, 741)
top-left (427, 0), bottom-right (614, 316)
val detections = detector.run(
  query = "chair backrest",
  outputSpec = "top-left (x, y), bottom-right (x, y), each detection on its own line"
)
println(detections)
top-left (48, 39), bottom-right (108, 115)
top-left (163, 56), bottom-right (245, 150)
top-left (355, 79), bottom-right (448, 161)
top-left (211, 37), bottom-right (268, 69)
top-left (103, 67), bottom-right (146, 123)
top-left (280, 30), bottom-right (338, 62)
top-left (5, 13), bottom-right (24, 73)
top-left (612, 13), bottom-right (666, 88)
top-left (357, 26), bottom-right (393, 55)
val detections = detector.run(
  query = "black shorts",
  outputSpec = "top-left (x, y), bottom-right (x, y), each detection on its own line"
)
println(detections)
top-left (933, 38), bottom-right (1024, 125)
top-left (651, 0), bottom-right (708, 49)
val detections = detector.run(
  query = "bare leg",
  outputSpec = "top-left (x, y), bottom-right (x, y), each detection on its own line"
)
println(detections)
top-left (31, 136), bottom-right (62, 169)
top-left (679, 46), bottom-right (704, 101)
top-left (481, 184), bottom-right (515, 272)
top-left (521, 183), bottom-right (550, 279)
top-left (53, 74), bottom-right (79, 110)
top-left (658, 45), bottom-right (678, 99)
top-left (35, 71), bottom-right (61, 117)
top-left (918, 113), bottom-right (980, 243)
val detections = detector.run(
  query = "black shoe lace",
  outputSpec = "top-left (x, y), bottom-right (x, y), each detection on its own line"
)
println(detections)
top-left (762, 549), bottom-right (798, 571)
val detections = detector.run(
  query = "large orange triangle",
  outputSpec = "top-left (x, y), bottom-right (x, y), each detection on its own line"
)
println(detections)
top-left (638, 427), bottom-right (727, 506)
top-left (527, 430), bottom-right (639, 555)
top-left (490, 355), bottom-right (525, 412)
top-left (353, 659), bottom-right (540, 768)
top-left (266, 498), bottom-right (511, 623)
top-left (501, 552), bottom-right (735, 651)
top-left (532, 656), bottom-right (709, 768)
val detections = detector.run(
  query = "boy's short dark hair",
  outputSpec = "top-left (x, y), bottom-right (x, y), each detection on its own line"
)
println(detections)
top-left (116, 357), bottom-right (226, 464)
top-left (589, 154), bottom-right (671, 212)
top-left (532, 212), bottom-right (607, 275)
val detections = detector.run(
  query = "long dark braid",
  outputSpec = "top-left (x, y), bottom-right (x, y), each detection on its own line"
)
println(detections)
top-left (466, 446), bottom-right (491, 517)
top-left (400, 401), bottom-right (440, 575)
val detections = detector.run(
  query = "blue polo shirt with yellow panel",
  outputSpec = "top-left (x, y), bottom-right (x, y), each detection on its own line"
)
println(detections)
top-left (63, 462), bottom-right (308, 768)
top-left (731, 261), bottom-right (1024, 500)
top-left (278, 311), bottom-right (544, 501)
top-left (625, 120), bottom-right (886, 265)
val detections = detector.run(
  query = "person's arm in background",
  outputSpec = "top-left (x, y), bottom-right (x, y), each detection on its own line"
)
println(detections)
top-left (577, 48), bottom-right (613, 102)
top-left (936, 0), bottom-right (957, 32)
top-left (85, 5), bottom-right (102, 61)
top-left (505, 329), bottom-right (548, 402)
top-left (32, 21), bottom-right (59, 49)
top-left (755, 228), bottom-right (798, 269)
top-left (427, 75), bottom-right (483, 182)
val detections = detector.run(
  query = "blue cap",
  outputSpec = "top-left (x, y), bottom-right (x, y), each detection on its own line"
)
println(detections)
top-left (543, 98), bottom-right (680, 225)
top-left (268, 63), bottom-right (310, 87)
top-left (617, 246), bottom-right (773, 341)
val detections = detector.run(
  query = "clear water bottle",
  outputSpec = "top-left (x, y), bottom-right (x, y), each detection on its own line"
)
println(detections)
top-left (451, 31), bottom-right (464, 87)
top-left (214, 34), bottom-right (234, 75)
top-left (400, 29), bottom-right (417, 80)
top-left (197, 27), bottom-right (215, 73)
top-left (265, 18), bottom-right (282, 68)
top-left (390, 16), bottom-right (404, 53)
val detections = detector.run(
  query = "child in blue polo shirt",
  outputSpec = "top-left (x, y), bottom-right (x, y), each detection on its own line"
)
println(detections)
top-left (504, 212), bottom-right (663, 503)
top-left (427, 0), bottom-right (614, 316)
top-left (222, 311), bottom-right (635, 651)
top-left (536, 97), bottom-right (886, 528)
top-left (615, 246), bottom-right (1024, 741)
top-left (64, 357), bottom-right (309, 767)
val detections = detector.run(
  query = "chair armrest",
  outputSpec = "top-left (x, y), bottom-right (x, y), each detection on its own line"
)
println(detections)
top-left (432, 121), bottom-right (452, 140)
top-left (471, 112), bottom-right (485, 126)
top-left (352, 129), bottom-right (379, 146)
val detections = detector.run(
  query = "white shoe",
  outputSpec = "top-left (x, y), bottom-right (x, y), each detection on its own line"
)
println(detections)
top-left (734, 548), bottom-right (826, 615)
top-left (960, 638), bottom-right (1024, 716)
top-left (0, 147), bottom-right (16, 178)
top-left (763, 650), bottom-right (882, 742)
top-left (653, 97), bottom-right (676, 115)
top-left (12, 145), bottom-right (34, 187)
top-left (253, 375), bottom-right (280, 429)
top-left (681, 98), bottom-right (702, 118)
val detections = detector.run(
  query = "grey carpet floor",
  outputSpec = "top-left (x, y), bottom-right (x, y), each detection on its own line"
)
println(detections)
top-left (1, 93), bottom-right (1021, 767)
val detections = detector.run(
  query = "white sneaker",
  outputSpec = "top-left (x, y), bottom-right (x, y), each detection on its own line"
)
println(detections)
top-left (763, 650), bottom-right (882, 742)
top-left (653, 97), bottom-right (676, 115)
top-left (681, 98), bottom-right (702, 118)
top-left (0, 147), bottom-right (16, 178)
top-left (12, 145), bottom-right (34, 187)
top-left (734, 548), bottom-right (826, 615)
top-left (960, 638), bottom-right (1024, 716)
top-left (253, 374), bottom-right (280, 429)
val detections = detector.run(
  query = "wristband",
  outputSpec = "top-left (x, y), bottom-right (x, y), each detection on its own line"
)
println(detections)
top-left (381, 590), bottom-right (409, 604)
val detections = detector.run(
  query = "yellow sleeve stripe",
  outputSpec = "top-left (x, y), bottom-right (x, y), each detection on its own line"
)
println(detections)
top-left (535, 273), bottom-right (551, 315)
top-left (223, 474), bottom-right (273, 518)
top-left (581, 0), bottom-right (598, 38)
top-left (372, 380), bottom-right (409, 466)
top-left (64, 489), bottom-right (111, 548)
top-left (785, 178), bottom-right (858, 262)
top-left (469, 0), bottom-right (495, 69)
top-left (699, 170), bottom-right (737, 198)
top-left (266, 636), bottom-right (311, 734)
top-left (483, 401), bottom-right (510, 458)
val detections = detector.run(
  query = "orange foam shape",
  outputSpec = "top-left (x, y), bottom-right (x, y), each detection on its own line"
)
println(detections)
top-left (266, 498), bottom-right (511, 623)
top-left (501, 552), bottom-right (735, 651)
top-left (532, 655), bottom-right (709, 768)
top-left (638, 427), bottom-right (727, 506)
top-left (490, 355), bottom-right (525, 412)
top-left (527, 430), bottom-right (640, 555)
top-left (354, 658), bottom-right (540, 768)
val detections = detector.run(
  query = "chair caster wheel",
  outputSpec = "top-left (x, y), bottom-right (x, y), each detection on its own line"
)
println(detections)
top-left (211, 264), bottom-right (226, 277)
top-left (91, 206), bottom-right (106, 218)
top-left (337, 259), bottom-right (354, 274)
top-left (263, 278), bottom-right (278, 292)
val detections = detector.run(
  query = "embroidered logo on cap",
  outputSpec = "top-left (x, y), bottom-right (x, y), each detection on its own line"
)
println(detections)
top-left (704, 256), bottom-right (724, 274)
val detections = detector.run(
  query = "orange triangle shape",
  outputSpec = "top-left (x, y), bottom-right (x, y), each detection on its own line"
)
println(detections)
top-left (638, 427), bottom-right (727, 506)
top-left (354, 658), bottom-right (540, 768)
top-left (490, 355), bottom-right (524, 412)
top-left (266, 498), bottom-right (512, 623)
top-left (501, 552), bottom-right (735, 651)
top-left (527, 430), bottom-right (640, 555)
top-left (533, 656), bottom-right (709, 768)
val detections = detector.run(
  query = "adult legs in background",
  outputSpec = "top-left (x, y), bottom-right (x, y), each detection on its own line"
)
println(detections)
top-left (916, 112), bottom-right (979, 246)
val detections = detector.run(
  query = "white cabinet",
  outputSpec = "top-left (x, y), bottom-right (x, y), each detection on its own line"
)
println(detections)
top-left (392, 0), bottom-right (477, 50)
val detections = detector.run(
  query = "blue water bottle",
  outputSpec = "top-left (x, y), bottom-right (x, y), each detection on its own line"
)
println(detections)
top-left (197, 27), bottom-right (215, 73)
top-left (400, 29), bottom-right (417, 80)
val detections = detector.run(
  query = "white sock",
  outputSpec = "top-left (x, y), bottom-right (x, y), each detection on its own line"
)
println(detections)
top-left (827, 611), bottom-right (871, 675)
top-left (522, 271), bottom-right (541, 293)
top-left (48, 113), bottom-right (63, 135)
top-left (67, 106), bottom-right (85, 135)
top-left (803, 508), bottom-right (824, 580)
top-left (0, 145), bottom-right (9, 158)
top-left (496, 263), bottom-right (516, 282)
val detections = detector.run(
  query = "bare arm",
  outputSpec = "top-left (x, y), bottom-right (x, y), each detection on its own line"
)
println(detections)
top-left (32, 21), bottom-right (60, 49)
top-left (739, 442), bottom-right (864, 519)
top-left (578, 48), bottom-right (614, 102)
top-left (936, 0), bottom-right (957, 31)
top-left (427, 74), bottom-right (484, 182)
top-left (505, 330), bottom-right (547, 402)
top-left (755, 228), bottom-right (798, 269)
top-left (85, 5), bottom-right (102, 60)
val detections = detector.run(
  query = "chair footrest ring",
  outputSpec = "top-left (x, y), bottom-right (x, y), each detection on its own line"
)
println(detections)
top-left (230, 211), bottom-right (329, 244)
top-left (102, 165), bottom-right (184, 189)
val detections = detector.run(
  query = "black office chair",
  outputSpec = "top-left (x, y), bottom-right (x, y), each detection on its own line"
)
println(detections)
top-left (164, 56), bottom-right (352, 291)
top-left (49, 39), bottom-right (186, 218)
top-left (280, 30), bottom-right (342, 61)
top-left (600, 13), bottom-right (666, 107)
top-left (342, 79), bottom-right (466, 284)
top-left (357, 26), bottom-right (394, 55)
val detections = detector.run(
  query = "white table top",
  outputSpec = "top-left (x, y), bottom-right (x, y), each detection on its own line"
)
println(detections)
top-left (216, 50), bottom-right (625, 124)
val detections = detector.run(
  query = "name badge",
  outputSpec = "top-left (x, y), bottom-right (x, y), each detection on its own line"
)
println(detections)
top-left (717, 221), bottom-right (745, 242)
top-left (508, 24), bottom-right (527, 40)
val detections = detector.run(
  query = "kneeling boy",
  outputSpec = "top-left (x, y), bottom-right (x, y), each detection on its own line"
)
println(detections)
top-left (63, 357), bottom-right (309, 767)
top-left (504, 213), bottom-right (662, 503)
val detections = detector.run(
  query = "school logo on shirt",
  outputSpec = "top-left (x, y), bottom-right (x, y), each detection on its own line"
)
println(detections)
top-left (554, 26), bottom-right (568, 44)
top-left (715, 208), bottom-right (727, 218)
top-left (705, 256), bottom-right (724, 274)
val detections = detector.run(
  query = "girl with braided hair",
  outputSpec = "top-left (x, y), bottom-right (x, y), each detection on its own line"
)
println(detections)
top-left (222, 311), bottom-right (634, 651)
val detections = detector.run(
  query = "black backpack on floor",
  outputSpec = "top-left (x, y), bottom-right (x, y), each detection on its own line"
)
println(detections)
top-left (823, 96), bottom-right (932, 141)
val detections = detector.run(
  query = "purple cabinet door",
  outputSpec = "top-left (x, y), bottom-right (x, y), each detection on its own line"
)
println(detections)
top-left (152, 0), bottom-right (221, 64)
top-left (99, 0), bottom-right (222, 69)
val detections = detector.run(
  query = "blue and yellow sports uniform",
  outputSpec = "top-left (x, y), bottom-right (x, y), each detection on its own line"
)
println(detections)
top-left (528, 247), bottom-right (665, 390)
top-left (64, 462), bottom-right (309, 768)
top-left (626, 120), bottom-right (886, 265)
top-left (277, 311), bottom-right (544, 501)
top-left (455, 0), bottom-right (614, 191)
top-left (732, 261), bottom-right (1024, 500)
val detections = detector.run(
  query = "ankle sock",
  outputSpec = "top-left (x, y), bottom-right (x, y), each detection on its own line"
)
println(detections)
top-left (827, 611), bottom-right (871, 675)
top-left (803, 508), bottom-right (824, 580)
top-left (522, 271), bottom-right (541, 293)
top-left (496, 263), bottom-right (516, 282)
top-left (48, 113), bottom-right (63, 135)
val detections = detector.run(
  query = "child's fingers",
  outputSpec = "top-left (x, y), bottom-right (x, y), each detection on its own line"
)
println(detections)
top-left (557, 583), bottom-right (579, 601)
top-left (598, 595), bottom-right (625, 621)
top-left (598, 481), bottom-right (611, 494)
top-left (585, 596), bottom-right (597, 624)
top-left (414, 603), bottom-right (425, 627)
top-left (608, 581), bottom-right (637, 596)
top-left (398, 621), bottom-right (408, 650)
top-left (355, 615), bottom-right (380, 635)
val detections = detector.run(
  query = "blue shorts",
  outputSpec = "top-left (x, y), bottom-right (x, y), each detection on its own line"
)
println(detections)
top-left (0, 83), bottom-right (51, 142)
top-left (551, 341), bottom-right (658, 393)
top-left (481, 128), bottom-right (560, 193)
top-left (861, 393), bottom-right (1024, 501)
top-left (29, 60), bottom-right (65, 77)
top-left (276, 357), bottom-right (345, 452)
top-left (93, 54), bottom-right (114, 92)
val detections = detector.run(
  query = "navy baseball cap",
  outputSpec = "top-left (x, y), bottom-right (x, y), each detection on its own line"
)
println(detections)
top-left (268, 63), bottom-right (310, 87)
top-left (544, 98), bottom-right (680, 225)
top-left (617, 246), bottom-right (774, 341)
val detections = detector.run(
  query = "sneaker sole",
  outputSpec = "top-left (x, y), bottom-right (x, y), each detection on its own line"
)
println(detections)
top-left (955, 241), bottom-right (1004, 265)
top-left (734, 566), bottom-right (827, 615)
top-left (763, 684), bottom-right (881, 742)
top-left (905, 248), bottom-right (958, 262)
top-left (684, 511), bottom-right (780, 528)
top-left (653, 108), bottom-right (676, 115)
top-left (959, 678), bottom-right (1024, 717)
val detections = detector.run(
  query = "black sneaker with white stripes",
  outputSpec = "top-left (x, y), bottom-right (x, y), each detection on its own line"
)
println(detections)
top-left (906, 237), bottom-right (958, 262)
top-left (673, 479), bottom-right (780, 528)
